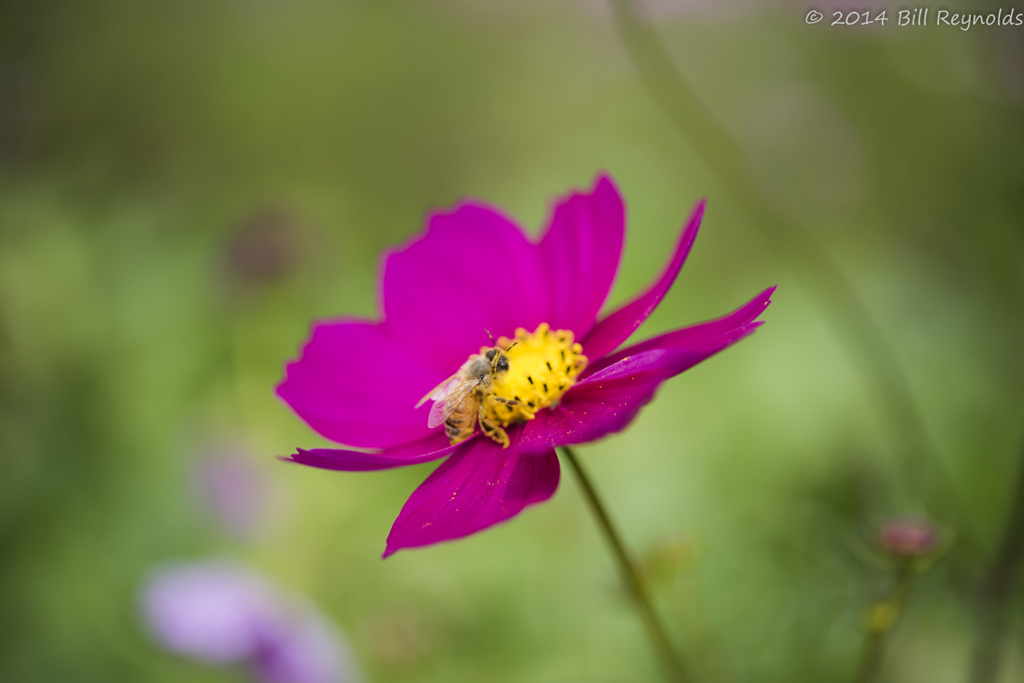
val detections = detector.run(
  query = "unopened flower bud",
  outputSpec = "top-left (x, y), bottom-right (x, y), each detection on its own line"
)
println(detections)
top-left (877, 518), bottom-right (939, 559)
top-left (224, 208), bottom-right (302, 291)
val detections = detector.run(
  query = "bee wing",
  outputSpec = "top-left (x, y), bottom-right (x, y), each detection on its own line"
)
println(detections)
top-left (427, 379), bottom-right (482, 429)
top-left (427, 398), bottom-right (451, 429)
top-left (416, 374), bottom-right (461, 409)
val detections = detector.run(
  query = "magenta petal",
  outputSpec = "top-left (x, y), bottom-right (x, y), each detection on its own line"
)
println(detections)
top-left (519, 322), bottom-right (763, 452)
top-left (383, 434), bottom-right (559, 557)
top-left (283, 433), bottom-right (457, 472)
top-left (380, 204), bottom-right (548, 374)
top-left (537, 174), bottom-right (625, 338)
top-left (583, 286), bottom-right (775, 379)
top-left (277, 320), bottom-right (445, 449)
top-left (581, 199), bottom-right (705, 359)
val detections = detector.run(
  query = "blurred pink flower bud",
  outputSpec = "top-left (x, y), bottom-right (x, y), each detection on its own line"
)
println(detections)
top-left (877, 518), bottom-right (939, 558)
top-left (224, 208), bottom-right (303, 291)
top-left (194, 445), bottom-right (271, 539)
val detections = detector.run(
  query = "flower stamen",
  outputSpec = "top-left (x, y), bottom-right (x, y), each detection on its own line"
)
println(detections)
top-left (481, 323), bottom-right (587, 434)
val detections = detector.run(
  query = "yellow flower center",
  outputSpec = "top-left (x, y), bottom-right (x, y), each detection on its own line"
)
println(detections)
top-left (483, 323), bottom-right (587, 428)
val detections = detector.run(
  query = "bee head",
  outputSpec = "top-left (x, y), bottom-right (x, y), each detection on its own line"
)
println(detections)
top-left (486, 347), bottom-right (511, 377)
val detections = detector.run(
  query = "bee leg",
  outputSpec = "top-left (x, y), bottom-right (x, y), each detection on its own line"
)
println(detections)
top-left (477, 403), bottom-right (510, 448)
top-left (490, 395), bottom-right (520, 406)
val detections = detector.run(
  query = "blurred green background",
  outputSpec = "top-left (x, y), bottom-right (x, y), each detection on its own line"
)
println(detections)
top-left (1, 1), bottom-right (1023, 681)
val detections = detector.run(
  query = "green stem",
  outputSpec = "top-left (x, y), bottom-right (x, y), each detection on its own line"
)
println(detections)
top-left (607, 0), bottom-right (950, 516)
top-left (968, 438), bottom-right (1024, 683)
top-left (559, 446), bottom-right (692, 683)
top-left (853, 564), bottom-right (916, 683)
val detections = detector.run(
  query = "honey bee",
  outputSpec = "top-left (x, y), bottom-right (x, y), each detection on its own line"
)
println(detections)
top-left (416, 335), bottom-right (519, 447)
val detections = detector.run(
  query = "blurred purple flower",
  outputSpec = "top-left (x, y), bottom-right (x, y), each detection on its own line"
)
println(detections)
top-left (142, 560), bottom-right (359, 683)
top-left (277, 174), bottom-right (773, 557)
top-left (195, 446), bottom-right (271, 539)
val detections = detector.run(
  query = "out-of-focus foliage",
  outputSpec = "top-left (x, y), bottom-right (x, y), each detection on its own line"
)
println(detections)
top-left (0, 1), bottom-right (1022, 682)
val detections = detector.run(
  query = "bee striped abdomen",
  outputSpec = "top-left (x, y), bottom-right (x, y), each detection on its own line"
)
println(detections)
top-left (444, 390), bottom-right (479, 444)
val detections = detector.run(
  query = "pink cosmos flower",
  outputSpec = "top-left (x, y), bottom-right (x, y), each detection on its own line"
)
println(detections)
top-left (278, 174), bottom-right (773, 557)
